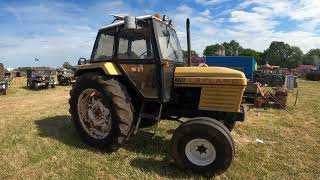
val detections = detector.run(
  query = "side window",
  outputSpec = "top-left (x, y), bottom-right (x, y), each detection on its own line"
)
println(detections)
top-left (117, 28), bottom-right (154, 60)
top-left (92, 28), bottom-right (115, 62)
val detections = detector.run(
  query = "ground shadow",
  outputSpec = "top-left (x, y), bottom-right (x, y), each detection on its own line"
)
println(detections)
top-left (35, 116), bottom-right (214, 179)
top-left (35, 115), bottom-right (173, 156)
top-left (130, 158), bottom-right (214, 179)
top-left (35, 115), bottom-right (94, 151)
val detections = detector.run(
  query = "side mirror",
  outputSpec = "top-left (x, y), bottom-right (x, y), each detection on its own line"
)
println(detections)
top-left (124, 16), bottom-right (137, 30)
top-left (78, 57), bottom-right (87, 65)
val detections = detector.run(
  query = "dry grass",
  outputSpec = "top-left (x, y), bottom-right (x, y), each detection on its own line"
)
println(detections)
top-left (0, 77), bottom-right (319, 179)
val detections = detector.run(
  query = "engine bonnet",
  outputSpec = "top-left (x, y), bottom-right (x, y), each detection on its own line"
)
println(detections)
top-left (174, 67), bottom-right (247, 86)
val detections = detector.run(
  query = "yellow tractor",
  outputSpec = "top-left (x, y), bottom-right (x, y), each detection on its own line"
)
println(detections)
top-left (69, 14), bottom-right (247, 174)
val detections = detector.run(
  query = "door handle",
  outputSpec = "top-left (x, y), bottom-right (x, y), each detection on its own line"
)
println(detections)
top-left (162, 61), bottom-right (169, 67)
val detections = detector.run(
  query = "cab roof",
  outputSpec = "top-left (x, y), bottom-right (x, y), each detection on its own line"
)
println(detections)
top-left (100, 14), bottom-right (172, 31)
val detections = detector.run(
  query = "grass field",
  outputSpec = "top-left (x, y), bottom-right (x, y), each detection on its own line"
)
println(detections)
top-left (0, 77), bottom-right (319, 179)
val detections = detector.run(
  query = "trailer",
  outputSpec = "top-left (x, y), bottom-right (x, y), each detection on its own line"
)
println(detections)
top-left (205, 56), bottom-right (257, 80)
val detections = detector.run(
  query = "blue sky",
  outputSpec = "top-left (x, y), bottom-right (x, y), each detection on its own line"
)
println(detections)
top-left (1, 0), bottom-right (320, 67)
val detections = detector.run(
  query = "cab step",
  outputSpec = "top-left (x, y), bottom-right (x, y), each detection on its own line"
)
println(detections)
top-left (134, 102), bottom-right (163, 138)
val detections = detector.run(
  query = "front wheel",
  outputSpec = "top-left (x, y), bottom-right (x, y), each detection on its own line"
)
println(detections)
top-left (171, 118), bottom-right (234, 175)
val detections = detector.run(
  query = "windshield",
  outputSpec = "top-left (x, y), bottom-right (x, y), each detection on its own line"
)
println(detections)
top-left (32, 70), bottom-right (50, 76)
top-left (154, 21), bottom-right (184, 62)
top-left (63, 70), bottom-right (74, 75)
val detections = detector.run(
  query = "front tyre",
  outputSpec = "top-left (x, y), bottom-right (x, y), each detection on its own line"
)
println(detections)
top-left (171, 118), bottom-right (234, 175)
top-left (69, 73), bottom-right (134, 151)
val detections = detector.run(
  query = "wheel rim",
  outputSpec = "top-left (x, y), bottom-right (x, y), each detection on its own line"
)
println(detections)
top-left (77, 88), bottom-right (112, 139)
top-left (185, 138), bottom-right (216, 166)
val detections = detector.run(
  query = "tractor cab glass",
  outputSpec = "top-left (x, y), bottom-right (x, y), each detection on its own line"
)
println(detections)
top-left (154, 21), bottom-right (184, 63)
top-left (118, 21), bottom-right (154, 60)
top-left (91, 28), bottom-right (116, 62)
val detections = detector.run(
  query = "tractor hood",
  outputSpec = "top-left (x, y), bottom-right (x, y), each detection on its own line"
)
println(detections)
top-left (174, 67), bottom-right (247, 86)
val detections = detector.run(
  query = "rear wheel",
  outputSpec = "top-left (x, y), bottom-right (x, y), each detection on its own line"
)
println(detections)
top-left (171, 118), bottom-right (234, 175)
top-left (69, 73), bottom-right (134, 151)
top-left (34, 83), bottom-right (39, 90)
top-left (1, 88), bottom-right (7, 95)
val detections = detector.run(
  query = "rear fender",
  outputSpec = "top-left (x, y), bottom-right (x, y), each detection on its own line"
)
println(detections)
top-left (75, 62), bottom-right (121, 77)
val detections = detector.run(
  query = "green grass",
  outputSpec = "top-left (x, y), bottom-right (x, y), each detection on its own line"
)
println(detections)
top-left (0, 78), bottom-right (319, 179)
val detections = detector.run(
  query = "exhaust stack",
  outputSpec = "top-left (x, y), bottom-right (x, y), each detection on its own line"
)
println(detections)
top-left (186, 18), bottom-right (191, 67)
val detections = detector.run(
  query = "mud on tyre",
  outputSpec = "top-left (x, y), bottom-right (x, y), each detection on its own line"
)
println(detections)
top-left (69, 73), bottom-right (134, 151)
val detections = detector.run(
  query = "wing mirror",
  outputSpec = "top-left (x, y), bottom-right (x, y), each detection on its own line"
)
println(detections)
top-left (78, 57), bottom-right (87, 65)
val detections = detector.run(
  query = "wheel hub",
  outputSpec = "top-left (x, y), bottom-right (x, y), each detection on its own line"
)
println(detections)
top-left (77, 89), bottom-right (112, 139)
top-left (185, 138), bottom-right (216, 166)
top-left (196, 144), bottom-right (208, 155)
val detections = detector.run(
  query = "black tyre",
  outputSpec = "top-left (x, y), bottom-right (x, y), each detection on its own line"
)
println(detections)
top-left (69, 73), bottom-right (134, 151)
top-left (34, 83), bottom-right (39, 90)
top-left (223, 121), bottom-right (236, 132)
top-left (1, 89), bottom-right (6, 95)
top-left (171, 118), bottom-right (235, 175)
top-left (51, 84), bottom-right (56, 88)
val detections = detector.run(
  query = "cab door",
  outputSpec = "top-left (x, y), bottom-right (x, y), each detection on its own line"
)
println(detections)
top-left (153, 21), bottom-right (185, 102)
top-left (116, 23), bottom-right (160, 100)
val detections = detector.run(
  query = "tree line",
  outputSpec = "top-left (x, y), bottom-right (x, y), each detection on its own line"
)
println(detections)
top-left (201, 40), bottom-right (320, 68)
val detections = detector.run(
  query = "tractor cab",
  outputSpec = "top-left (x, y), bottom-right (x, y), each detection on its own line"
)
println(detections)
top-left (82, 14), bottom-right (185, 103)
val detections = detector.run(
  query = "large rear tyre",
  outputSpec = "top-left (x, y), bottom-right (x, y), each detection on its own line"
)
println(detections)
top-left (171, 118), bottom-right (234, 175)
top-left (69, 73), bottom-right (134, 151)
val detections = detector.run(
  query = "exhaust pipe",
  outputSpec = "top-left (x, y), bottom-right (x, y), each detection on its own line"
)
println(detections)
top-left (186, 18), bottom-right (191, 67)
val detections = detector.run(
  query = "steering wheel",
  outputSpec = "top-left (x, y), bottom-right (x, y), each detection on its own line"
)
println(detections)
top-left (138, 51), bottom-right (148, 59)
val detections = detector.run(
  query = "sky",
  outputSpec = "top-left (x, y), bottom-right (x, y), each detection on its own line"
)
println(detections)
top-left (0, 0), bottom-right (320, 68)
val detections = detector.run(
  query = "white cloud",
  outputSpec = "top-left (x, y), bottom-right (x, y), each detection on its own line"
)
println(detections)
top-left (223, 0), bottom-right (320, 52)
top-left (199, 9), bottom-right (210, 16)
top-left (177, 5), bottom-right (193, 13)
top-left (195, 0), bottom-right (229, 5)
top-left (1, 0), bottom-right (320, 67)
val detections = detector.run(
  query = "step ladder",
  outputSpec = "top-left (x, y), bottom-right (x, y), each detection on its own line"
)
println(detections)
top-left (134, 102), bottom-right (163, 138)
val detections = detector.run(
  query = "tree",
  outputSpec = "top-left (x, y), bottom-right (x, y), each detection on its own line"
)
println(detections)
top-left (222, 40), bottom-right (242, 56)
top-left (262, 42), bottom-right (304, 68)
top-left (239, 48), bottom-right (263, 65)
top-left (182, 50), bottom-right (198, 58)
top-left (290, 46), bottom-right (303, 67)
top-left (303, 48), bottom-right (320, 65)
top-left (203, 44), bottom-right (223, 56)
top-left (62, 62), bottom-right (74, 69)
top-left (262, 41), bottom-right (296, 68)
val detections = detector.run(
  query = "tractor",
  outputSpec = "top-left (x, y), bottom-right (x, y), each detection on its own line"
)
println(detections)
top-left (26, 67), bottom-right (56, 89)
top-left (0, 63), bottom-right (9, 95)
top-left (57, 68), bottom-right (76, 85)
top-left (69, 14), bottom-right (247, 175)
